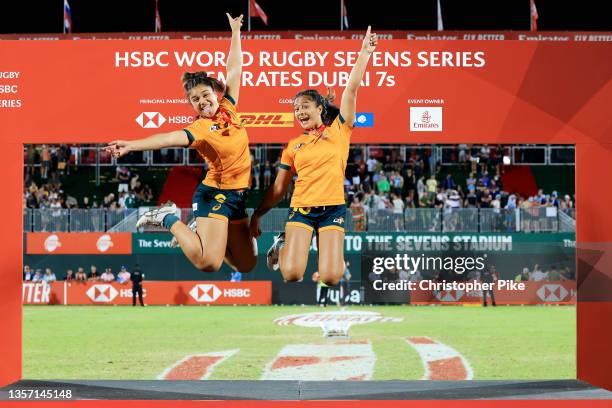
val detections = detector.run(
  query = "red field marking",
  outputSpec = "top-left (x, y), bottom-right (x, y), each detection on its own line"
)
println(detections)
top-left (262, 340), bottom-right (375, 380)
top-left (428, 357), bottom-right (470, 380)
top-left (406, 337), bottom-right (473, 380)
top-left (158, 349), bottom-right (239, 380)
top-left (163, 356), bottom-right (224, 380)
top-left (408, 337), bottom-right (436, 344)
top-left (271, 357), bottom-right (321, 370)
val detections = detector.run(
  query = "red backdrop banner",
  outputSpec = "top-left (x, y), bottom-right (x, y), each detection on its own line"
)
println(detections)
top-left (0, 40), bottom-right (610, 145)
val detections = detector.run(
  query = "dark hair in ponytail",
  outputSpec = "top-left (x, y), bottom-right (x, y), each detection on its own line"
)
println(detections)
top-left (294, 89), bottom-right (340, 126)
top-left (182, 71), bottom-right (225, 95)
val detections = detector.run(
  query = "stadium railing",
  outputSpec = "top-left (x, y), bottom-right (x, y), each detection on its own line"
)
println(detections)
top-left (23, 206), bottom-right (575, 233)
top-left (24, 144), bottom-right (576, 168)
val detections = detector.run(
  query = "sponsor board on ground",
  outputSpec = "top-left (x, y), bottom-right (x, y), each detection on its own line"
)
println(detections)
top-left (274, 310), bottom-right (403, 328)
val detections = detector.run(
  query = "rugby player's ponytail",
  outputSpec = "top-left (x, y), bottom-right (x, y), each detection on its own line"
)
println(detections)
top-left (294, 89), bottom-right (340, 126)
top-left (182, 71), bottom-right (225, 95)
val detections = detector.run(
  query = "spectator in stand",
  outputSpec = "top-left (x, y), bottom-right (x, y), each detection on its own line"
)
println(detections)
top-left (32, 270), bottom-right (43, 282)
top-left (42, 268), bottom-right (56, 283)
top-left (377, 172), bottom-right (390, 195)
top-left (548, 265), bottom-right (562, 281)
top-left (366, 155), bottom-right (378, 179)
top-left (116, 166), bottom-right (130, 193)
top-left (75, 267), bottom-right (87, 281)
top-left (514, 267), bottom-right (531, 282)
top-left (426, 174), bottom-right (437, 195)
top-left (391, 193), bottom-right (404, 231)
top-left (41, 145), bottom-right (51, 180)
top-left (23, 265), bottom-right (32, 281)
top-left (116, 265), bottom-right (131, 284)
top-left (561, 194), bottom-right (573, 209)
top-left (65, 269), bottom-right (74, 281)
top-left (390, 171), bottom-right (403, 195)
top-left (350, 196), bottom-right (366, 232)
top-left (479, 188), bottom-right (492, 208)
top-left (376, 191), bottom-right (390, 217)
top-left (263, 160), bottom-right (272, 188)
top-left (101, 267), bottom-right (115, 282)
top-left (442, 173), bottom-right (456, 190)
top-left (416, 175), bottom-right (427, 202)
top-left (230, 271), bottom-right (242, 282)
top-left (480, 171), bottom-right (491, 188)
top-left (465, 185), bottom-right (478, 208)
top-left (88, 265), bottom-right (98, 281)
top-left (130, 172), bottom-right (141, 192)
top-left (530, 264), bottom-right (549, 282)
top-left (252, 159), bottom-right (261, 190)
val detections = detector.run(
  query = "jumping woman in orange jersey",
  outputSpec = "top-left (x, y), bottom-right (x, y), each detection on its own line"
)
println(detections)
top-left (106, 14), bottom-right (257, 274)
top-left (250, 27), bottom-right (378, 285)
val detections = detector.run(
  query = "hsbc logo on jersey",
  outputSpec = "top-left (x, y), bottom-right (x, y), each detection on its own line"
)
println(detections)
top-left (536, 284), bottom-right (569, 302)
top-left (136, 112), bottom-right (167, 128)
top-left (190, 284), bottom-right (222, 302)
top-left (86, 284), bottom-right (118, 303)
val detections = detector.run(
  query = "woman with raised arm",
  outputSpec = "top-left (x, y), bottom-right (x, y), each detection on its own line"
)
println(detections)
top-left (106, 14), bottom-right (257, 274)
top-left (250, 27), bottom-right (378, 285)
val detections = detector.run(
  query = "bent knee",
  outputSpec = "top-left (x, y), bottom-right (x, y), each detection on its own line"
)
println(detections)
top-left (280, 263), bottom-right (306, 282)
top-left (318, 271), bottom-right (342, 286)
top-left (194, 258), bottom-right (224, 272)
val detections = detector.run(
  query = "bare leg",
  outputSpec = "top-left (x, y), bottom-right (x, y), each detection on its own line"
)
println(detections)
top-left (279, 225), bottom-right (312, 282)
top-left (169, 217), bottom-right (228, 272)
top-left (224, 219), bottom-right (257, 272)
top-left (317, 229), bottom-right (345, 286)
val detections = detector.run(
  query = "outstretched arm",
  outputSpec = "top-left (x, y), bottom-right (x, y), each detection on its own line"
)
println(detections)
top-left (340, 26), bottom-right (378, 125)
top-left (106, 131), bottom-right (189, 158)
top-left (249, 169), bottom-right (293, 237)
top-left (225, 13), bottom-right (244, 104)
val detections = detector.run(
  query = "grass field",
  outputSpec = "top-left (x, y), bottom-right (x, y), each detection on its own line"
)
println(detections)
top-left (23, 305), bottom-right (575, 380)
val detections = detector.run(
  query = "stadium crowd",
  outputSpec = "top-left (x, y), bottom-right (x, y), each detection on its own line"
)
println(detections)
top-left (24, 144), bottom-right (575, 233)
top-left (24, 145), bottom-right (155, 210)
top-left (23, 264), bottom-right (132, 283)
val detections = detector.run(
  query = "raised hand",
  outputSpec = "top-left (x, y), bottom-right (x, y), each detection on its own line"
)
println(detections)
top-left (226, 13), bottom-right (244, 32)
top-left (105, 140), bottom-right (131, 158)
top-left (362, 26), bottom-right (378, 54)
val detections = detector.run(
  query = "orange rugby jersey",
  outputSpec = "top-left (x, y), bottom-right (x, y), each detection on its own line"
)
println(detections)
top-left (183, 96), bottom-right (251, 190)
top-left (280, 115), bottom-right (353, 207)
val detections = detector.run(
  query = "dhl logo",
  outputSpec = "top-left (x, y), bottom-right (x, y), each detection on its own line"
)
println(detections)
top-left (238, 113), bottom-right (294, 127)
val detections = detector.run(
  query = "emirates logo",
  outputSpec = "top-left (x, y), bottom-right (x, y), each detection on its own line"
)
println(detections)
top-left (421, 111), bottom-right (432, 123)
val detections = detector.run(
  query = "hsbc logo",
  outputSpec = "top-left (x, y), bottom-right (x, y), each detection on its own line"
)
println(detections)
top-left (537, 284), bottom-right (569, 302)
top-left (86, 284), bottom-right (118, 303)
top-left (136, 112), bottom-right (167, 128)
top-left (433, 289), bottom-right (464, 302)
top-left (190, 284), bottom-right (222, 303)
